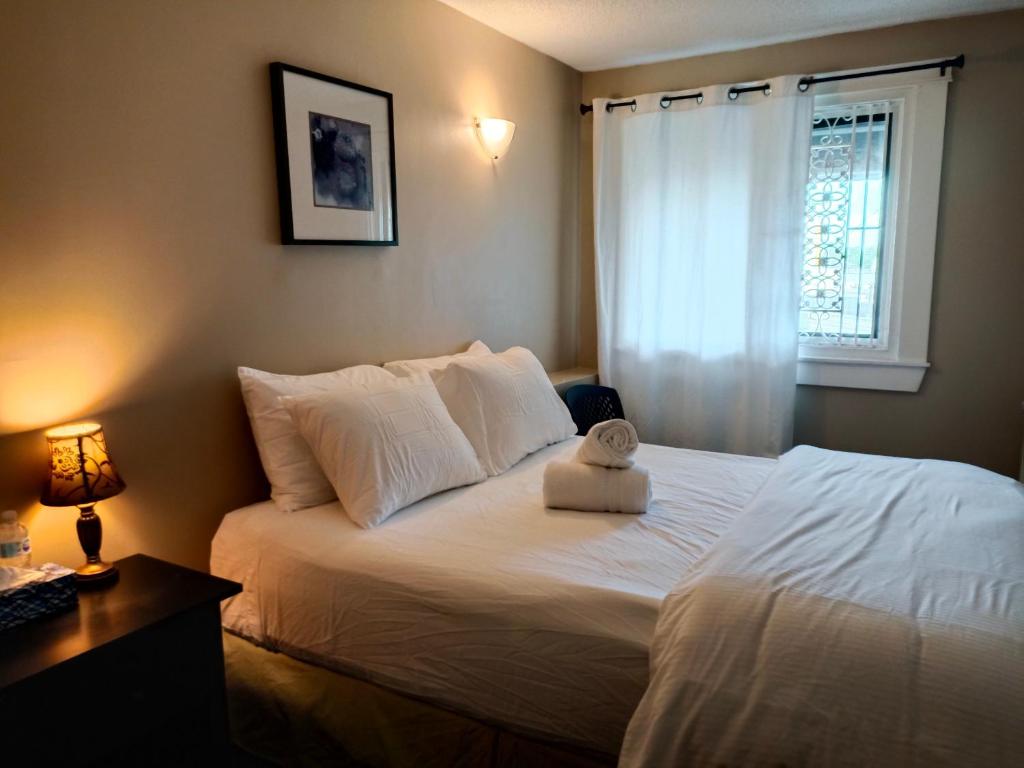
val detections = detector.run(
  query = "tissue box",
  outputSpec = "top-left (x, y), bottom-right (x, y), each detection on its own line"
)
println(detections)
top-left (0, 563), bottom-right (78, 632)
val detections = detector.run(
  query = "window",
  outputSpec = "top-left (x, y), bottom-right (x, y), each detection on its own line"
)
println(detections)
top-left (796, 67), bottom-right (951, 392)
top-left (801, 104), bottom-right (892, 346)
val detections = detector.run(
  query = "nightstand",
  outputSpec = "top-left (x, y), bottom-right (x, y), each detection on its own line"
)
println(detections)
top-left (0, 554), bottom-right (241, 766)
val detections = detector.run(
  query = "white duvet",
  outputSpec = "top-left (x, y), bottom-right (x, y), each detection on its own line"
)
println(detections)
top-left (212, 437), bottom-right (774, 755)
top-left (621, 445), bottom-right (1024, 767)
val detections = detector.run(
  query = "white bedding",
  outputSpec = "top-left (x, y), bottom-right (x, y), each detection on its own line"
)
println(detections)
top-left (211, 437), bottom-right (774, 754)
top-left (621, 446), bottom-right (1024, 767)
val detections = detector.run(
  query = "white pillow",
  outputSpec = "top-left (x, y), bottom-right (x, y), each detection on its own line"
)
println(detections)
top-left (238, 364), bottom-right (396, 512)
top-left (430, 347), bottom-right (577, 476)
top-left (282, 377), bottom-right (486, 528)
top-left (383, 340), bottom-right (491, 377)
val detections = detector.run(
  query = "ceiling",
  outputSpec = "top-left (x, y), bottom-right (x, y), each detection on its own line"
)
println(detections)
top-left (437, 0), bottom-right (1024, 71)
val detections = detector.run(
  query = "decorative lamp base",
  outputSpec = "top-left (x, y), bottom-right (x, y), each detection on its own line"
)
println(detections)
top-left (75, 504), bottom-right (118, 588)
top-left (76, 559), bottom-right (118, 585)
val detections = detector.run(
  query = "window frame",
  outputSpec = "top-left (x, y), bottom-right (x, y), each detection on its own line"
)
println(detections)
top-left (797, 64), bottom-right (952, 392)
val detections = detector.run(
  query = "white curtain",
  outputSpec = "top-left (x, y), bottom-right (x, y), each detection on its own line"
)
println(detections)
top-left (593, 77), bottom-right (812, 456)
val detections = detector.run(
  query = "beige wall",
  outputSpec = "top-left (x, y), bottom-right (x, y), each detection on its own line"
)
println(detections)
top-left (0, 0), bottom-right (581, 570)
top-left (579, 10), bottom-right (1024, 477)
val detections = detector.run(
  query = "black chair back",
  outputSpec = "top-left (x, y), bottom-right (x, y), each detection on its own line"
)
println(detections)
top-left (564, 385), bottom-right (625, 436)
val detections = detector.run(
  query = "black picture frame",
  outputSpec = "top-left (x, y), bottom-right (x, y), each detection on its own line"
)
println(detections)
top-left (269, 62), bottom-right (399, 246)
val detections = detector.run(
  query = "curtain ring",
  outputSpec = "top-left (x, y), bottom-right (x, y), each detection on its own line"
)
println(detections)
top-left (630, 102), bottom-right (637, 112)
top-left (728, 89), bottom-right (739, 101)
top-left (659, 97), bottom-right (670, 109)
top-left (798, 78), bottom-right (812, 92)
top-left (697, 94), bottom-right (704, 104)
top-left (764, 86), bottom-right (772, 96)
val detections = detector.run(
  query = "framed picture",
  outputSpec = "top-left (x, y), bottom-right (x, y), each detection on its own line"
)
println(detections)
top-left (269, 62), bottom-right (398, 245)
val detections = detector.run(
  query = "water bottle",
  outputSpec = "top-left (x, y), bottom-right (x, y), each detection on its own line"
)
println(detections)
top-left (0, 510), bottom-right (31, 567)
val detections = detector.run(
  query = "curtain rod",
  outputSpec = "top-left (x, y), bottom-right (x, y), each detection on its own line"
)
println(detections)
top-left (578, 54), bottom-right (965, 115)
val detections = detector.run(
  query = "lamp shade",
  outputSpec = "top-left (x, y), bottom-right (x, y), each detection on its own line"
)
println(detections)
top-left (475, 118), bottom-right (516, 160)
top-left (41, 422), bottom-right (126, 507)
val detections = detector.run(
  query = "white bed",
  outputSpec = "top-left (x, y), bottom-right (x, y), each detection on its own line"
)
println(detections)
top-left (621, 446), bottom-right (1024, 767)
top-left (212, 436), bottom-right (775, 755)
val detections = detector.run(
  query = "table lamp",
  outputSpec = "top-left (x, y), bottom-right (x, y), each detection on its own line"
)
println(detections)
top-left (40, 422), bottom-right (126, 584)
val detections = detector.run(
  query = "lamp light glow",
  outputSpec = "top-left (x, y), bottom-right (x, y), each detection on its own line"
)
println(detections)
top-left (474, 118), bottom-right (516, 160)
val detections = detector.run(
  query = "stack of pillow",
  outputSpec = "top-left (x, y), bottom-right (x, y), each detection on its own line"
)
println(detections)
top-left (238, 341), bottom-right (578, 528)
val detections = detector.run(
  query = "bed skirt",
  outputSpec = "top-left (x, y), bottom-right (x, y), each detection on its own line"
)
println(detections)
top-left (224, 631), bottom-right (616, 767)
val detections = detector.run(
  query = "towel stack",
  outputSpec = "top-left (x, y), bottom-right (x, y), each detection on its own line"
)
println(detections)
top-left (543, 419), bottom-right (652, 514)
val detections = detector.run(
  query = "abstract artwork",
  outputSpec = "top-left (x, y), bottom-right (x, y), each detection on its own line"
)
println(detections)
top-left (270, 63), bottom-right (397, 245)
top-left (309, 112), bottom-right (373, 210)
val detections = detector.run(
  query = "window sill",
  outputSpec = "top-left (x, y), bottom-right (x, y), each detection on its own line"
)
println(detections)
top-left (547, 367), bottom-right (598, 395)
top-left (797, 356), bottom-right (929, 392)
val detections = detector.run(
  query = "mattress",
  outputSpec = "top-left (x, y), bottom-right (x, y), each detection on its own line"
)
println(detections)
top-left (212, 437), bottom-right (775, 755)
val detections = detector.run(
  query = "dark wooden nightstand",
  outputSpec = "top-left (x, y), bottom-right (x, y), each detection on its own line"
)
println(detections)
top-left (0, 553), bottom-right (241, 766)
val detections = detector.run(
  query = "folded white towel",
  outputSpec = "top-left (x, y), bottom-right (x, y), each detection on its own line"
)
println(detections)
top-left (576, 419), bottom-right (639, 468)
top-left (543, 460), bottom-right (651, 514)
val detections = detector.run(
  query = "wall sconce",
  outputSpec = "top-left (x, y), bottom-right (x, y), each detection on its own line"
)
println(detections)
top-left (474, 118), bottom-right (516, 160)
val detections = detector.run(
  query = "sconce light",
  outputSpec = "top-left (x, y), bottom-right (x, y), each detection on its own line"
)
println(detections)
top-left (474, 118), bottom-right (516, 160)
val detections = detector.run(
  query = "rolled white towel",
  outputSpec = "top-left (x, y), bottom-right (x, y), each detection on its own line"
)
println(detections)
top-left (576, 419), bottom-right (639, 468)
top-left (543, 461), bottom-right (651, 514)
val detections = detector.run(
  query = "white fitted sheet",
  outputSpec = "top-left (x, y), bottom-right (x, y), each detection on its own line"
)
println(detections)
top-left (211, 437), bottom-right (774, 754)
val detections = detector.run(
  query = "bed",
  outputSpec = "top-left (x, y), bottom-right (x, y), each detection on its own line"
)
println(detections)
top-left (212, 437), bottom-right (775, 758)
top-left (213, 436), bottom-right (1023, 767)
top-left (621, 445), bottom-right (1024, 767)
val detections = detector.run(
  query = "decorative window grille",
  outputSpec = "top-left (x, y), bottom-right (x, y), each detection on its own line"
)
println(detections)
top-left (800, 101), bottom-right (893, 346)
